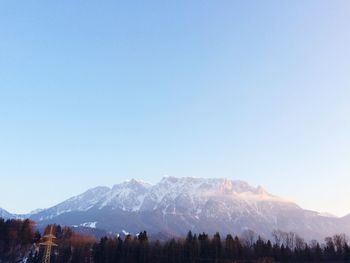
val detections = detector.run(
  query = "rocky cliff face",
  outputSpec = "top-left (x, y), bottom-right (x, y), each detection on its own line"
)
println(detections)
top-left (2, 177), bottom-right (350, 240)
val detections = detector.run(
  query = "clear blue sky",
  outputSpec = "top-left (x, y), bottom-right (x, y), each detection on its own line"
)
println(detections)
top-left (0, 1), bottom-right (349, 216)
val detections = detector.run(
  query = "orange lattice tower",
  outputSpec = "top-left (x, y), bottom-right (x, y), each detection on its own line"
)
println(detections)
top-left (40, 225), bottom-right (58, 263)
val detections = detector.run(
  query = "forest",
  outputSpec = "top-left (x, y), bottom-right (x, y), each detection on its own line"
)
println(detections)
top-left (1, 218), bottom-right (350, 263)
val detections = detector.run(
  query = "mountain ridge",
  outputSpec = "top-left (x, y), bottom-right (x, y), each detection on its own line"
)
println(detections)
top-left (1, 177), bottom-right (349, 240)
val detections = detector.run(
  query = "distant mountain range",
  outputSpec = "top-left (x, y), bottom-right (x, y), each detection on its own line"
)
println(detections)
top-left (2, 177), bottom-right (350, 240)
top-left (0, 207), bottom-right (13, 219)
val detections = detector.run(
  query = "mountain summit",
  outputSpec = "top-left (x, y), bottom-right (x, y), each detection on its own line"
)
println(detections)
top-left (2, 177), bottom-right (350, 240)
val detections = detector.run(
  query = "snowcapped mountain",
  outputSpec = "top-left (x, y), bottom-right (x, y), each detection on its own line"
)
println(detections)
top-left (0, 207), bottom-right (13, 219)
top-left (3, 177), bottom-right (350, 240)
top-left (30, 177), bottom-right (295, 220)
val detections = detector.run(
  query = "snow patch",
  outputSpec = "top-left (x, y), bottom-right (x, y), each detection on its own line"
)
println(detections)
top-left (80, 221), bottom-right (97, 228)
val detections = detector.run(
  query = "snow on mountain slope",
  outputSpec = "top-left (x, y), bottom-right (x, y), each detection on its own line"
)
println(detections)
top-left (31, 179), bottom-right (152, 221)
top-left (0, 207), bottom-right (13, 219)
top-left (29, 177), bottom-right (303, 232)
top-left (31, 177), bottom-right (294, 220)
top-left (8, 176), bottom-right (349, 240)
top-left (137, 177), bottom-right (297, 218)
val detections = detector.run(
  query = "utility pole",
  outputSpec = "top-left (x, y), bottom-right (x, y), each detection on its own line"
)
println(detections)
top-left (40, 225), bottom-right (58, 263)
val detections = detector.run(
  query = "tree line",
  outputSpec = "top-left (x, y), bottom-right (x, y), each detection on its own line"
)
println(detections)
top-left (1, 218), bottom-right (350, 262)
